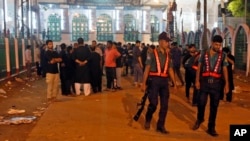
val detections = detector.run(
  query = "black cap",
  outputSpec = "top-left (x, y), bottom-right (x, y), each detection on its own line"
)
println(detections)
top-left (136, 40), bottom-right (141, 43)
top-left (158, 32), bottom-right (172, 42)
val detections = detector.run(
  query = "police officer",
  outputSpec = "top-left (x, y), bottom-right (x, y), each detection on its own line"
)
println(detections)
top-left (183, 44), bottom-right (199, 105)
top-left (192, 35), bottom-right (229, 137)
top-left (141, 31), bottom-right (176, 134)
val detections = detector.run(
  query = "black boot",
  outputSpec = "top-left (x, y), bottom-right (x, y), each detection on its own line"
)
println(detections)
top-left (206, 127), bottom-right (218, 137)
top-left (192, 119), bottom-right (204, 130)
top-left (144, 105), bottom-right (155, 130)
top-left (144, 121), bottom-right (150, 130)
top-left (156, 126), bottom-right (169, 134)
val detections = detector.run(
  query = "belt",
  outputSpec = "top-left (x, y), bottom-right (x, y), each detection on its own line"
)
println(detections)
top-left (202, 78), bottom-right (221, 84)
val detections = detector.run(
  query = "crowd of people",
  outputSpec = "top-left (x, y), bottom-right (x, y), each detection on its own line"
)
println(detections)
top-left (25, 33), bottom-right (235, 137)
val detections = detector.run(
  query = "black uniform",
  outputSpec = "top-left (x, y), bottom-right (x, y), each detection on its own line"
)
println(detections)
top-left (89, 51), bottom-right (102, 93)
top-left (144, 48), bottom-right (172, 133)
top-left (220, 49), bottom-right (235, 102)
top-left (183, 53), bottom-right (199, 105)
top-left (193, 49), bottom-right (228, 136)
top-left (72, 45), bottom-right (91, 83)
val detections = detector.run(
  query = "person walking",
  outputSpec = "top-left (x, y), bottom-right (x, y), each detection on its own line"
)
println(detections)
top-left (182, 44), bottom-right (199, 105)
top-left (170, 42), bottom-right (184, 86)
top-left (221, 47), bottom-right (235, 102)
top-left (141, 31), bottom-right (177, 134)
top-left (192, 35), bottom-right (229, 137)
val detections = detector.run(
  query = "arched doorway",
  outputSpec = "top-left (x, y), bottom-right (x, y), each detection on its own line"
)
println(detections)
top-left (97, 14), bottom-right (113, 42)
top-left (124, 14), bottom-right (138, 42)
top-left (150, 15), bottom-right (159, 42)
top-left (47, 14), bottom-right (61, 41)
top-left (234, 26), bottom-right (248, 71)
top-left (187, 31), bottom-right (195, 44)
top-left (194, 30), bottom-right (201, 49)
top-left (223, 26), bottom-right (234, 50)
top-left (72, 14), bottom-right (89, 41)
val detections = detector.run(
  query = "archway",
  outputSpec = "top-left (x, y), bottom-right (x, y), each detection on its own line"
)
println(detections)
top-left (47, 13), bottom-right (61, 41)
top-left (72, 14), bottom-right (89, 41)
top-left (124, 14), bottom-right (138, 42)
top-left (223, 25), bottom-right (234, 50)
top-left (97, 14), bottom-right (113, 41)
top-left (150, 15), bottom-right (160, 42)
top-left (187, 31), bottom-right (195, 44)
top-left (233, 24), bottom-right (249, 72)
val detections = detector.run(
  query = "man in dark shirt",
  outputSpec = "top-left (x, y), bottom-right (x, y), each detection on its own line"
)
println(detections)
top-left (89, 41), bottom-right (102, 93)
top-left (72, 38), bottom-right (91, 96)
top-left (221, 47), bottom-right (235, 102)
top-left (133, 40), bottom-right (143, 87)
top-left (59, 43), bottom-right (69, 95)
top-left (115, 42), bottom-right (124, 89)
top-left (141, 43), bottom-right (148, 72)
top-left (170, 42), bottom-right (184, 86)
top-left (44, 40), bottom-right (62, 102)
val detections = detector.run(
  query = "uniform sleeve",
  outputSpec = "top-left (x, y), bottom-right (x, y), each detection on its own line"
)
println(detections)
top-left (222, 53), bottom-right (229, 66)
top-left (145, 52), bottom-right (153, 65)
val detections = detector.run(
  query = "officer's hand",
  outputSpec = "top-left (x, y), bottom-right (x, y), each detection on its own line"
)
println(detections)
top-left (141, 84), bottom-right (146, 92)
top-left (224, 83), bottom-right (229, 94)
top-left (195, 81), bottom-right (200, 90)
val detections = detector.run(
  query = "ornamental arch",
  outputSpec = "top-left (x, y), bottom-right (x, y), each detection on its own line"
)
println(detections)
top-left (223, 25), bottom-right (234, 50)
top-left (232, 24), bottom-right (250, 76)
top-left (187, 31), bottom-right (195, 44)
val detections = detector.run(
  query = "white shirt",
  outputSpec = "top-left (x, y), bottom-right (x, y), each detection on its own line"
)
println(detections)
top-left (25, 49), bottom-right (32, 63)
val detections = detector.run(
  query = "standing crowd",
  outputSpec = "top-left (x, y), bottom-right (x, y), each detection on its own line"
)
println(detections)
top-left (25, 32), bottom-right (235, 137)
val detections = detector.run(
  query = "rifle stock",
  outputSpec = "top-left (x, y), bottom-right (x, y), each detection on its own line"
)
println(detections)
top-left (133, 89), bottom-right (149, 121)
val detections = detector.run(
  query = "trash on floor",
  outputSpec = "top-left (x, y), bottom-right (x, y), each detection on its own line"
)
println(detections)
top-left (0, 116), bottom-right (36, 125)
top-left (0, 88), bottom-right (6, 94)
top-left (15, 77), bottom-right (25, 83)
top-left (7, 108), bottom-right (25, 114)
top-left (7, 81), bottom-right (12, 85)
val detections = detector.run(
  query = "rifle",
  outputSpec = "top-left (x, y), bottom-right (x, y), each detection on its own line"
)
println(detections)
top-left (133, 88), bottom-right (149, 121)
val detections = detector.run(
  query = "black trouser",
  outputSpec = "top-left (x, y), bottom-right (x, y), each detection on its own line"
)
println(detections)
top-left (197, 78), bottom-right (222, 129)
top-left (60, 68), bottom-right (70, 95)
top-left (105, 67), bottom-right (116, 89)
top-left (90, 69), bottom-right (102, 93)
top-left (125, 60), bottom-right (133, 75)
top-left (220, 80), bottom-right (233, 102)
top-left (35, 62), bottom-right (42, 76)
top-left (185, 68), bottom-right (198, 104)
top-left (145, 76), bottom-right (169, 128)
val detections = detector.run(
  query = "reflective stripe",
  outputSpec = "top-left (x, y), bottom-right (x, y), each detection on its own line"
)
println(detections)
top-left (202, 72), bottom-right (221, 78)
top-left (149, 49), bottom-right (169, 77)
top-left (202, 51), bottom-right (222, 78)
top-left (192, 65), bottom-right (198, 70)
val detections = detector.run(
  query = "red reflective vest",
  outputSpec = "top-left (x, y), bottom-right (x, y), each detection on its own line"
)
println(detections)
top-left (202, 51), bottom-right (223, 78)
top-left (149, 49), bottom-right (169, 77)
